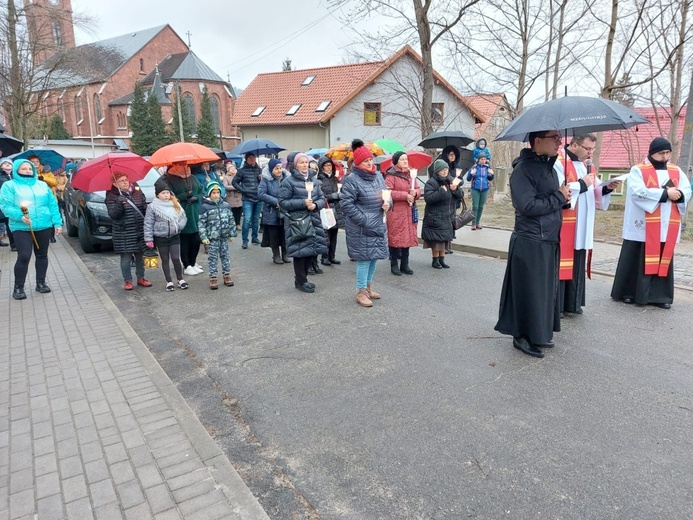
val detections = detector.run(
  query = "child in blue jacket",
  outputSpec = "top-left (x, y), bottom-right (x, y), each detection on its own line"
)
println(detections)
top-left (466, 152), bottom-right (494, 230)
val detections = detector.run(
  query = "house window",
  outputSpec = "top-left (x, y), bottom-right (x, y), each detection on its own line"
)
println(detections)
top-left (210, 94), bottom-right (221, 134)
top-left (58, 98), bottom-right (65, 121)
top-left (251, 106), bottom-right (265, 117)
top-left (183, 93), bottom-right (196, 133)
top-left (74, 96), bottom-right (82, 123)
top-left (431, 103), bottom-right (444, 126)
top-left (52, 21), bottom-right (63, 46)
top-left (364, 103), bottom-right (381, 126)
top-left (93, 94), bottom-right (102, 123)
top-left (316, 101), bottom-right (331, 112)
top-left (301, 76), bottom-right (315, 86)
top-left (286, 104), bottom-right (301, 116)
top-left (117, 112), bottom-right (127, 130)
top-left (139, 58), bottom-right (144, 72)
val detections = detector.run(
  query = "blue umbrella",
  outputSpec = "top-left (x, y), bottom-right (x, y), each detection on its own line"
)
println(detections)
top-left (495, 96), bottom-right (651, 142)
top-left (230, 138), bottom-right (285, 157)
top-left (13, 149), bottom-right (66, 172)
top-left (306, 147), bottom-right (328, 156)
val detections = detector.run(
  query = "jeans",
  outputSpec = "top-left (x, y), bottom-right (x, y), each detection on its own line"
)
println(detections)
top-left (242, 200), bottom-right (263, 243)
top-left (356, 259), bottom-right (378, 289)
top-left (13, 228), bottom-right (52, 286)
top-left (471, 189), bottom-right (490, 225)
top-left (120, 253), bottom-right (144, 282)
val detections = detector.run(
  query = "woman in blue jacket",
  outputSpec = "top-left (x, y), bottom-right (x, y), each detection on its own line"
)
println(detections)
top-left (0, 160), bottom-right (63, 300)
top-left (258, 158), bottom-right (290, 264)
top-left (466, 151), bottom-right (494, 230)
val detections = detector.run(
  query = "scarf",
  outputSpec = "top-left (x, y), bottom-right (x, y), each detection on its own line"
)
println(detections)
top-left (149, 198), bottom-right (182, 224)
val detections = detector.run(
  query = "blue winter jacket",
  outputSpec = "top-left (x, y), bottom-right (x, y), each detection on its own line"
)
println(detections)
top-left (466, 163), bottom-right (494, 191)
top-left (192, 167), bottom-right (226, 198)
top-left (0, 160), bottom-right (62, 232)
top-left (258, 167), bottom-right (288, 226)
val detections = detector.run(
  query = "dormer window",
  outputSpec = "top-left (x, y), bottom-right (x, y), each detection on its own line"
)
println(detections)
top-left (251, 106), bottom-right (266, 117)
top-left (316, 101), bottom-right (331, 112)
top-left (286, 104), bottom-right (301, 116)
top-left (301, 76), bottom-right (315, 86)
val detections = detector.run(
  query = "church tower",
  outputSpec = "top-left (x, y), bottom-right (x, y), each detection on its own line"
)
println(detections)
top-left (23, 0), bottom-right (76, 66)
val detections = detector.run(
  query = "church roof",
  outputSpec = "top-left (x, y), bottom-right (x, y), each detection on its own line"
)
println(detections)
top-left (139, 51), bottom-right (226, 84)
top-left (109, 69), bottom-right (171, 107)
top-left (39, 25), bottom-right (172, 89)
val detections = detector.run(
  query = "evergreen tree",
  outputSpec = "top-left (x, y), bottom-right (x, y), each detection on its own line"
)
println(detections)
top-left (171, 83), bottom-right (193, 143)
top-left (129, 82), bottom-right (152, 155)
top-left (282, 57), bottom-right (292, 71)
top-left (146, 90), bottom-right (170, 152)
top-left (196, 86), bottom-right (218, 148)
top-left (47, 114), bottom-right (71, 140)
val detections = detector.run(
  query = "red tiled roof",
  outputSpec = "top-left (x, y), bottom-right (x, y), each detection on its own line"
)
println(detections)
top-left (599, 106), bottom-right (687, 169)
top-left (232, 45), bottom-right (485, 127)
top-left (463, 93), bottom-right (506, 138)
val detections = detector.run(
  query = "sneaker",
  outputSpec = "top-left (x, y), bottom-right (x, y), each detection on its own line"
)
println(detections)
top-left (242, 242), bottom-right (248, 249)
top-left (223, 273), bottom-right (234, 286)
top-left (251, 239), bottom-right (261, 245)
top-left (184, 266), bottom-right (198, 276)
top-left (137, 278), bottom-right (152, 287)
top-left (194, 264), bottom-right (204, 273)
top-left (166, 282), bottom-right (175, 292)
top-left (123, 281), bottom-right (133, 290)
top-left (178, 280), bottom-right (189, 289)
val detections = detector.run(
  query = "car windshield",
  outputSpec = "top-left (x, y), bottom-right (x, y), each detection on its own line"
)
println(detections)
top-left (138, 168), bottom-right (160, 187)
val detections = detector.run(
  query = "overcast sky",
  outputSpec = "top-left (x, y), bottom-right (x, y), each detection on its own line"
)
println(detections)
top-left (72, 0), bottom-right (356, 89)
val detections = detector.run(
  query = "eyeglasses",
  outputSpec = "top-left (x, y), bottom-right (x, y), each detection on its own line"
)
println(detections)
top-left (580, 144), bottom-right (596, 152)
top-left (541, 135), bottom-right (562, 142)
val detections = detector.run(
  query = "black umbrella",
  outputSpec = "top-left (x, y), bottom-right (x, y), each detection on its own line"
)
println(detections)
top-left (209, 147), bottom-right (227, 161)
top-left (419, 130), bottom-right (475, 149)
top-left (0, 133), bottom-right (23, 156)
top-left (495, 96), bottom-right (650, 142)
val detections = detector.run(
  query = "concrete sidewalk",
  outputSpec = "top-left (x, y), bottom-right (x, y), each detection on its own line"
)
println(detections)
top-left (445, 224), bottom-right (693, 290)
top-left (0, 240), bottom-right (269, 519)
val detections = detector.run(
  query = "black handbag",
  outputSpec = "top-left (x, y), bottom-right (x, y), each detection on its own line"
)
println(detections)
top-left (287, 211), bottom-right (315, 241)
top-left (452, 197), bottom-right (475, 230)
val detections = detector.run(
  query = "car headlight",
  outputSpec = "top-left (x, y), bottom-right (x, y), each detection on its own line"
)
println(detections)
top-left (86, 201), bottom-right (109, 218)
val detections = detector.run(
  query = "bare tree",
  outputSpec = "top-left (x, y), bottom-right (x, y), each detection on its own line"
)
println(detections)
top-left (326, 0), bottom-right (480, 138)
top-left (0, 1), bottom-right (91, 145)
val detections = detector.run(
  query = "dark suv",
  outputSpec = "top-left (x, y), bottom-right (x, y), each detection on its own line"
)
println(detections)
top-left (63, 168), bottom-right (160, 253)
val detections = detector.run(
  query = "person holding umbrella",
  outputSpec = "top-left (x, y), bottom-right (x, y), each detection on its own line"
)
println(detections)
top-left (611, 137), bottom-right (691, 309)
top-left (494, 130), bottom-right (571, 358)
top-left (0, 159), bottom-right (63, 300)
top-left (232, 152), bottom-right (263, 249)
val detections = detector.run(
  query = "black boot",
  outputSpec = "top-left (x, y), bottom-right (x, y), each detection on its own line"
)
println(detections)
top-left (272, 247), bottom-right (283, 264)
top-left (438, 257), bottom-right (450, 269)
top-left (390, 262), bottom-right (401, 276)
top-left (400, 262), bottom-right (414, 275)
top-left (36, 281), bottom-right (51, 293)
top-left (312, 258), bottom-right (323, 274)
top-left (13, 285), bottom-right (27, 300)
top-left (389, 247), bottom-right (401, 275)
top-left (321, 256), bottom-right (331, 266)
top-left (432, 258), bottom-right (443, 269)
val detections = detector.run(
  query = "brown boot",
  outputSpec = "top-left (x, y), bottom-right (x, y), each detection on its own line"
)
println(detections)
top-left (223, 273), bottom-right (234, 286)
top-left (209, 277), bottom-right (218, 290)
top-left (356, 289), bottom-right (373, 307)
top-left (367, 284), bottom-right (381, 299)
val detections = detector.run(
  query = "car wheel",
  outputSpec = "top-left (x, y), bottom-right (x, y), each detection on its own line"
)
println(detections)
top-left (64, 208), bottom-right (78, 237)
top-left (78, 216), bottom-right (96, 253)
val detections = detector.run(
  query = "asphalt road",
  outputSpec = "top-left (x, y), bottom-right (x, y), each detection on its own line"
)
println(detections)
top-left (66, 234), bottom-right (693, 520)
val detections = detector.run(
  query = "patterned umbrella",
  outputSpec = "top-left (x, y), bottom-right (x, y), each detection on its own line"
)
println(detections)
top-left (326, 142), bottom-right (386, 161)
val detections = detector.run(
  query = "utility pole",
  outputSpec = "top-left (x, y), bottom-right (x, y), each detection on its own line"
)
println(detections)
top-left (176, 82), bottom-right (184, 142)
top-left (679, 68), bottom-right (693, 229)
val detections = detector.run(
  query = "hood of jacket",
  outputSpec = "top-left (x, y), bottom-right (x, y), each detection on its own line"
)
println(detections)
top-left (262, 165), bottom-right (289, 181)
top-left (317, 156), bottom-right (335, 173)
top-left (441, 145), bottom-right (460, 165)
top-left (11, 160), bottom-right (38, 186)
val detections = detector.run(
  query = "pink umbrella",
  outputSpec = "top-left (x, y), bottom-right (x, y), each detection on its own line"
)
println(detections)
top-left (379, 150), bottom-right (433, 171)
top-left (70, 152), bottom-right (154, 192)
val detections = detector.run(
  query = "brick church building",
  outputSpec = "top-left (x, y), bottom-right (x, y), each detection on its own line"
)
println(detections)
top-left (25, 0), bottom-right (239, 149)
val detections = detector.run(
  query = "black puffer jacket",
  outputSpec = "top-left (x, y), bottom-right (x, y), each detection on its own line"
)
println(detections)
top-left (232, 161), bottom-right (262, 202)
top-left (105, 184), bottom-right (147, 254)
top-left (316, 156), bottom-right (343, 228)
top-left (509, 148), bottom-right (565, 242)
top-left (278, 170), bottom-right (328, 258)
top-left (340, 166), bottom-right (389, 261)
top-left (422, 172), bottom-right (461, 243)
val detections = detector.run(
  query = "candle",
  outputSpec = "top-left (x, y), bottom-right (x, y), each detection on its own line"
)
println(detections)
top-left (337, 183), bottom-right (342, 192)
top-left (381, 189), bottom-right (391, 202)
top-left (410, 169), bottom-right (417, 190)
top-left (452, 177), bottom-right (461, 187)
top-left (305, 181), bottom-right (314, 200)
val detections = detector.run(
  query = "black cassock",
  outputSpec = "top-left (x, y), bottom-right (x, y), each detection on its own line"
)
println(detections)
top-left (611, 240), bottom-right (675, 305)
top-left (495, 149), bottom-right (566, 346)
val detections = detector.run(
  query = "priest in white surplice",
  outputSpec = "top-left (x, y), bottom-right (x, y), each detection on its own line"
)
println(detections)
top-left (554, 134), bottom-right (620, 316)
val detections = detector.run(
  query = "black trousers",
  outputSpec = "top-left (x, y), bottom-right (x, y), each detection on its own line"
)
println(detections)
top-left (389, 246), bottom-right (410, 266)
top-left (293, 256), bottom-right (311, 284)
top-left (180, 232), bottom-right (201, 268)
top-left (231, 206), bottom-right (242, 228)
top-left (324, 227), bottom-right (338, 260)
top-left (13, 228), bottom-right (53, 286)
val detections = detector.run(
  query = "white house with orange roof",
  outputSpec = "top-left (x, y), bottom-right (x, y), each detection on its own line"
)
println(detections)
top-left (232, 46), bottom-right (485, 156)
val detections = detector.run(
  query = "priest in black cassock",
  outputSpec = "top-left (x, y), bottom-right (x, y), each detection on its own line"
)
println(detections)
top-left (495, 130), bottom-right (572, 358)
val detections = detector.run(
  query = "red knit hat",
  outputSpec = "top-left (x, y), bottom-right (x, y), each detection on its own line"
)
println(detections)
top-left (351, 139), bottom-right (373, 166)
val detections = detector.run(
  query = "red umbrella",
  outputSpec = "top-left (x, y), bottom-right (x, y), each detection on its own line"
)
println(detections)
top-left (149, 142), bottom-right (219, 167)
top-left (71, 152), bottom-right (153, 192)
top-left (379, 150), bottom-right (433, 171)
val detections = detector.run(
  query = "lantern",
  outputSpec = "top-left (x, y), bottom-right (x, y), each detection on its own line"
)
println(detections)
top-left (143, 248), bottom-right (159, 269)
